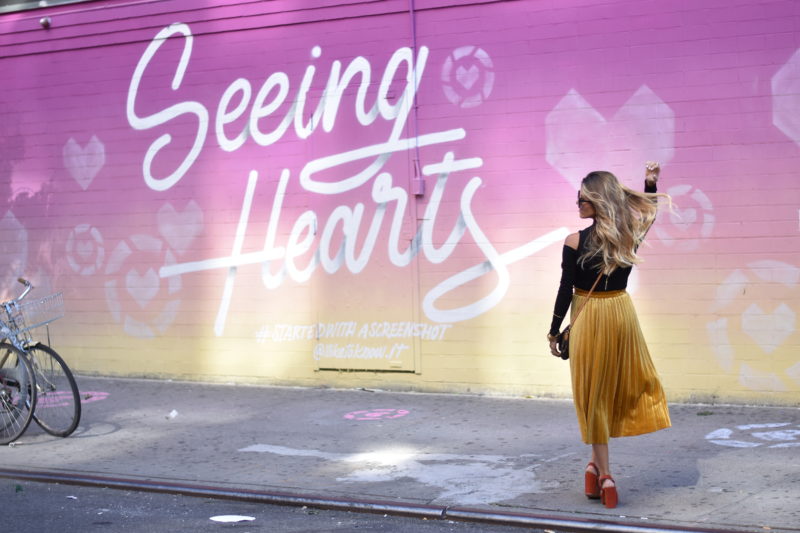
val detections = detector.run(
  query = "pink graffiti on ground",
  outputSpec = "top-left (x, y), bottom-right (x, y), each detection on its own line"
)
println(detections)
top-left (36, 390), bottom-right (109, 408)
top-left (79, 391), bottom-right (110, 404)
top-left (343, 408), bottom-right (410, 421)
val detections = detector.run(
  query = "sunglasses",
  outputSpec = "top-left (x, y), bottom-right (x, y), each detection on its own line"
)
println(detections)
top-left (576, 194), bottom-right (592, 206)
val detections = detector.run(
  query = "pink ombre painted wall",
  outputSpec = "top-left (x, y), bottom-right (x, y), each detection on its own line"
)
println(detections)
top-left (1, 0), bottom-right (799, 403)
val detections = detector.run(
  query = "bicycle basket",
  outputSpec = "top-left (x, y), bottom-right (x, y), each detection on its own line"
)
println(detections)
top-left (11, 292), bottom-right (65, 333)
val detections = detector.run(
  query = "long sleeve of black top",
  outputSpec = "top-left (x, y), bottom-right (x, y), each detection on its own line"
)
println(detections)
top-left (549, 245), bottom-right (578, 336)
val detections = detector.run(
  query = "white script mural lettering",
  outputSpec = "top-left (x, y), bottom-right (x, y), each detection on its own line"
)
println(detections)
top-left (130, 24), bottom-right (569, 334)
top-left (159, 150), bottom-right (568, 332)
top-left (127, 24), bottom-right (428, 192)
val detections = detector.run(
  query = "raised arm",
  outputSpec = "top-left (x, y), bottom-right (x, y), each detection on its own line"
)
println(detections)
top-left (645, 161), bottom-right (659, 193)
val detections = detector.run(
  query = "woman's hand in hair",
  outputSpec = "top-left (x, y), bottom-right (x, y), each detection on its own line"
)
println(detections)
top-left (645, 161), bottom-right (660, 185)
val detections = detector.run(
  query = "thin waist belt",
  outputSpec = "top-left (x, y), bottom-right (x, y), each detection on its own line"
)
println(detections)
top-left (574, 288), bottom-right (626, 298)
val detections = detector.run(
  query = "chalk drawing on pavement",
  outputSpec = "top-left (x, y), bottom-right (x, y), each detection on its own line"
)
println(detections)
top-left (35, 391), bottom-right (80, 408)
top-left (705, 422), bottom-right (800, 448)
top-left (238, 443), bottom-right (551, 505)
top-left (343, 408), bottom-right (409, 420)
top-left (79, 391), bottom-right (110, 404)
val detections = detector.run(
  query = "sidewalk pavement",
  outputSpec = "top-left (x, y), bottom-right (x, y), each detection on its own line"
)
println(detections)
top-left (1, 376), bottom-right (799, 532)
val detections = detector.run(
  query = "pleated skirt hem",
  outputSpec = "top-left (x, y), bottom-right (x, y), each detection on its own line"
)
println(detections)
top-left (569, 290), bottom-right (671, 445)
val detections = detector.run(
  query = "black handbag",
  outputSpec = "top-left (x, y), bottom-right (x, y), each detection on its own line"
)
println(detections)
top-left (555, 325), bottom-right (572, 360)
top-left (556, 272), bottom-right (603, 360)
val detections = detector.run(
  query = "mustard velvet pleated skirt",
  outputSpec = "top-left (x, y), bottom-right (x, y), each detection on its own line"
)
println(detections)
top-left (569, 289), bottom-right (671, 444)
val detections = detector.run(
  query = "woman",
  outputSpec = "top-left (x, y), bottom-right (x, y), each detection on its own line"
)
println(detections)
top-left (547, 162), bottom-right (671, 509)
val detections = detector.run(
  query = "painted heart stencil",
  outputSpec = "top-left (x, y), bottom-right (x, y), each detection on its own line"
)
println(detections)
top-left (456, 65), bottom-right (480, 90)
top-left (75, 239), bottom-right (95, 258)
top-left (708, 261), bottom-right (800, 390)
top-left (0, 211), bottom-right (28, 289)
top-left (66, 223), bottom-right (105, 275)
top-left (545, 85), bottom-right (675, 188)
top-left (441, 45), bottom-right (494, 109)
top-left (126, 267), bottom-right (160, 309)
top-left (740, 303), bottom-right (795, 354)
top-left (63, 136), bottom-right (105, 190)
top-left (653, 184), bottom-right (714, 251)
top-left (157, 201), bottom-right (204, 254)
top-left (772, 48), bottom-right (800, 145)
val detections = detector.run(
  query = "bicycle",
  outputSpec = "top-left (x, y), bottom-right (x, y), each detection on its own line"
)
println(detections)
top-left (0, 278), bottom-right (80, 444)
top-left (0, 339), bottom-right (35, 445)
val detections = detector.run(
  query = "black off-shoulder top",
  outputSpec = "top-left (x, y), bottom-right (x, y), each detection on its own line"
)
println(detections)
top-left (548, 180), bottom-right (657, 337)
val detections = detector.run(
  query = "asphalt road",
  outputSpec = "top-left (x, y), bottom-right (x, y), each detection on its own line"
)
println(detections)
top-left (2, 479), bottom-right (543, 533)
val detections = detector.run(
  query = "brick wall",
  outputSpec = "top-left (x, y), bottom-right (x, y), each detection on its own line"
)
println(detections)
top-left (1, 0), bottom-right (798, 404)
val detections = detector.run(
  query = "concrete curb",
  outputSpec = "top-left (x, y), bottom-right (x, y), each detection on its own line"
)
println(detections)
top-left (0, 468), bottom-right (746, 533)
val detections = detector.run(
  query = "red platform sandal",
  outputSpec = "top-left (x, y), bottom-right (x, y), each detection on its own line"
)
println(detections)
top-left (599, 475), bottom-right (618, 508)
top-left (584, 462), bottom-right (600, 499)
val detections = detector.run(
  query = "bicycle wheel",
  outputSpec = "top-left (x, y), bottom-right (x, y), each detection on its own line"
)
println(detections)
top-left (0, 343), bottom-right (36, 445)
top-left (22, 343), bottom-right (81, 437)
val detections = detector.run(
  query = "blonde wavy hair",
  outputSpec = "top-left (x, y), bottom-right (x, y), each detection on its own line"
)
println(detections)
top-left (579, 171), bottom-right (670, 274)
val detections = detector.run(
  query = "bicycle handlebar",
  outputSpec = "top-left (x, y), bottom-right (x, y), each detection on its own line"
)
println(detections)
top-left (0, 278), bottom-right (34, 310)
top-left (16, 278), bottom-right (33, 302)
